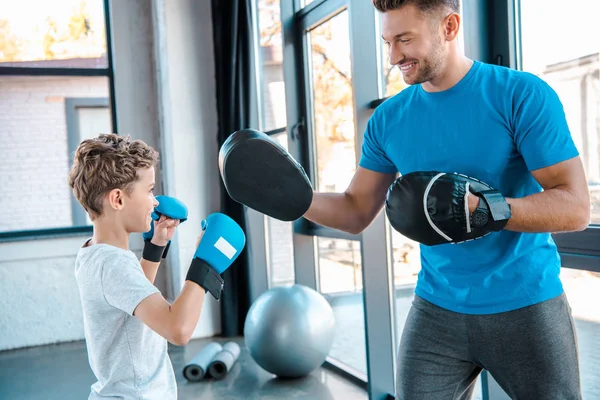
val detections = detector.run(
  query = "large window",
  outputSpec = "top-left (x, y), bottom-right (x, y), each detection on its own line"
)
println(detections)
top-left (306, 9), bottom-right (367, 376)
top-left (519, 0), bottom-right (600, 225)
top-left (519, 1), bottom-right (600, 397)
top-left (0, 0), bottom-right (115, 237)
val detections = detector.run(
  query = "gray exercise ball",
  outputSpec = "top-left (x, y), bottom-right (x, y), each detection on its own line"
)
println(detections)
top-left (244, 284), bottom-right (335, 378)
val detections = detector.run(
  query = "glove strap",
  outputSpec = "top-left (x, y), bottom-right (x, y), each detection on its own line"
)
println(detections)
top-left (478, 190), bottom-right (512, 231)
top-left (186, 258), bottom-right (224, 300)
top-left (142, 240), bottom-right (167, 263)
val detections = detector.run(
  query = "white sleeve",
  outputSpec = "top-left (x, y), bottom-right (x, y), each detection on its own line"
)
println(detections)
top-left (101, 254), bottom-right (160, 315)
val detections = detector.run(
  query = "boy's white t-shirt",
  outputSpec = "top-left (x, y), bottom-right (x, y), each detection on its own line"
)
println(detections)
top-left (75, 242), bottom-right (177, 400)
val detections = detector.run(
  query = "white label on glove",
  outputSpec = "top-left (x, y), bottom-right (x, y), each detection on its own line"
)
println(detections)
top-left (214, 237), bottom-right (237, 259)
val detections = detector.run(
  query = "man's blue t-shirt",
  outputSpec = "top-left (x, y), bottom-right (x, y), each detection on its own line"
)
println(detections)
top-left (359, 60), bottom-right (579, 314)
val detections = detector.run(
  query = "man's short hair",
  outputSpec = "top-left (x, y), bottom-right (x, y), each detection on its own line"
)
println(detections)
top-left (373, 0), bottom-right (460, 15)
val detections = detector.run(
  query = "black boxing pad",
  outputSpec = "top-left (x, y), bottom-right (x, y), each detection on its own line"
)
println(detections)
top-left (219, 129), bottom-right (313, 221)
top-left (385, 171), bottom-right (511, 246)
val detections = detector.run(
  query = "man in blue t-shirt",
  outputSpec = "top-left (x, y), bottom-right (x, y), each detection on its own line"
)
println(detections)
top-left (303, 0), bottom-right (590, 399)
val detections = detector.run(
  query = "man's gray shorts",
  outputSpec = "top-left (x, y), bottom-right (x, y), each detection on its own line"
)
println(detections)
top-left (395, 292), bottom-right (581, 399)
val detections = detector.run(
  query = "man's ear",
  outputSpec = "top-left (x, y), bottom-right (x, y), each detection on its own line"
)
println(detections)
top-left (443, 12), bottom-right (460, 41)
top-left (107, 188), bottom-right (125, 211)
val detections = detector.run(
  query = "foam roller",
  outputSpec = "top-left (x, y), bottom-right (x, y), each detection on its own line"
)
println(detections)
top-left (182, 342), bottom-right (223, 382)
top-left (208, 342), bottom-right (241, 379)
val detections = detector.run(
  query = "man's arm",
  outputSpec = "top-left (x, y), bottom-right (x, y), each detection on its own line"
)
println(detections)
top-left (504, 157), bottom-right (590, 232)
top-left (498, 78), bottom-right (590, 233)
top-left (469, 157), bottom-right (590, 233)
top-left (304, 167), bottom-right (397, 234)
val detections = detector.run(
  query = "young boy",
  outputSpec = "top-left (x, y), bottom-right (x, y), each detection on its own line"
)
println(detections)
top-left (68, 133), bottom-right (206, 400)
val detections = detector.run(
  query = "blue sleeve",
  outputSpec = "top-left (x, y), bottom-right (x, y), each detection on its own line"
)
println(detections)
top-left (358, 112), bottom-right (397, 174)
top-left (512, 78), bottom-right (579, 171)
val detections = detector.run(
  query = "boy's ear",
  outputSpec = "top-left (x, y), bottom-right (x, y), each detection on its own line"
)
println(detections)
top-left (107, 188), bottom-right (125, 211)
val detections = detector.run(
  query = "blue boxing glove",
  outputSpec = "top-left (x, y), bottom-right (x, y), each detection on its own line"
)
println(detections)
top-left (142, 195), bottom-right (188, 262)
top-left (185, 213), bottom-right (246, 300)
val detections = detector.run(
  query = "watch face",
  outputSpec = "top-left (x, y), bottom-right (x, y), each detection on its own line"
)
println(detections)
top-left (472, 211), bottom-right (488, 228)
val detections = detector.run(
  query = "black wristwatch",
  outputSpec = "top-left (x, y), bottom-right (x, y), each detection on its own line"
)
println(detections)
top-left (470, 190), bottom-right (512, 231)
top-left (471, 196), bottom-right (490, 228)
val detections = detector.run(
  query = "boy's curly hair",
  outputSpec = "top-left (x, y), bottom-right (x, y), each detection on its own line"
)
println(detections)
top-left (68, 133), bottom-right (159, 220)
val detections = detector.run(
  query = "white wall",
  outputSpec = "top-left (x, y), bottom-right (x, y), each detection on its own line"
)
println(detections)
top-left (160, 0), bottom-right (222, 338)
top-left (0, 236), bottom-right (143, 350)
top-left (0, 0), bottom-right (221, 350)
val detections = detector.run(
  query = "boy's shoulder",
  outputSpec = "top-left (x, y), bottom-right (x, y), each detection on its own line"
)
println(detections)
top-left (75, 241), bottom-right (139, 275)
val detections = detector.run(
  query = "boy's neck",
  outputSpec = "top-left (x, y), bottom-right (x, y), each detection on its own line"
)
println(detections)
top-left (89, 218), bottom-right (130, 251)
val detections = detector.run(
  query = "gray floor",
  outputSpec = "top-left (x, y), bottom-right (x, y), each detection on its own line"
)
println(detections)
top-left (0, 337), bottom-right (368, 400)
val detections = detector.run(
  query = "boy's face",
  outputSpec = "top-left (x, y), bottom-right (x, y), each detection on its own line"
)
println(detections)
top-left (122, 166), bottom-right (159, 233)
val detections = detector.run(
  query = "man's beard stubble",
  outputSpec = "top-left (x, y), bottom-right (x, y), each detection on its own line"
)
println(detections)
top-left (401, 35), bottom-right (445, 85)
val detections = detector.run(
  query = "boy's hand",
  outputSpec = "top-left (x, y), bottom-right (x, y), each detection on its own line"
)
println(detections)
top-left (151, 215), bottom-right (180, 247)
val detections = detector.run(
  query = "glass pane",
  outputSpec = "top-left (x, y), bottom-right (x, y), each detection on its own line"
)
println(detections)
top-left (519, 0), bottom-right (600, 225)
top-left (389, 225), bottom-right (420, 346)
top-left (309, 11), bottom-right (357, 193)
top-left (561, 268), bottom-right (600, 398)
top-left (0, 0), bottom-right (107, 68)
top-left (318, 238), bottom-right (362, 294)
top-left (0, 76), bottom-right (111, 233)
top-left (317, 237), bottom-right (366, 375)
top-left (266, 132), bottom-right (295, 287)
top-left (257, 0), bottom-right (287, 131)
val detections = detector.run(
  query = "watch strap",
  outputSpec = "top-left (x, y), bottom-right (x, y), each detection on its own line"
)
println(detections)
top-left (477, 190), bottom-right (512, 231)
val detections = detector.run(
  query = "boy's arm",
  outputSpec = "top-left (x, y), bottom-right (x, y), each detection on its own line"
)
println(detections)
top-left (134, 215), bottom-right (244, 346)
top-left (135, 233), bottom-right (216, 346)
top-left (133, 282), bottom-right (205, 346)
top-left (139, 258), bottom-right (161, 285)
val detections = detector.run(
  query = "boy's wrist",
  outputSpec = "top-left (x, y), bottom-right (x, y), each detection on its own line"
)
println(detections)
top-left (142, 240), bottom-right (167, 262)
top-left (150, 236), bottom-right (169, 247)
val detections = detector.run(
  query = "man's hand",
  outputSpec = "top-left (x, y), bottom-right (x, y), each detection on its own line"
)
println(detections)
top-left (151, 215), bottom-right (180, 247)
top-left (468, 192), bottom-right (480, 214)
top-left (385, 171), bottom-right (511, 245)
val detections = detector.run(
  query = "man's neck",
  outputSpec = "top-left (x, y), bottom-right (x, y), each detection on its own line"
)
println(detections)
top-left (421, 55), bottom-right (473, 93)
top-left (89, 218), bottom-right (130, 250)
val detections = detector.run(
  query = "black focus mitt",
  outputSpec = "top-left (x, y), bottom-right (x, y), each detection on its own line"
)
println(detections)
top-left (385, 171), bottom-right (512, 246)
top-left (218, 129), bottom-right (313, 221)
